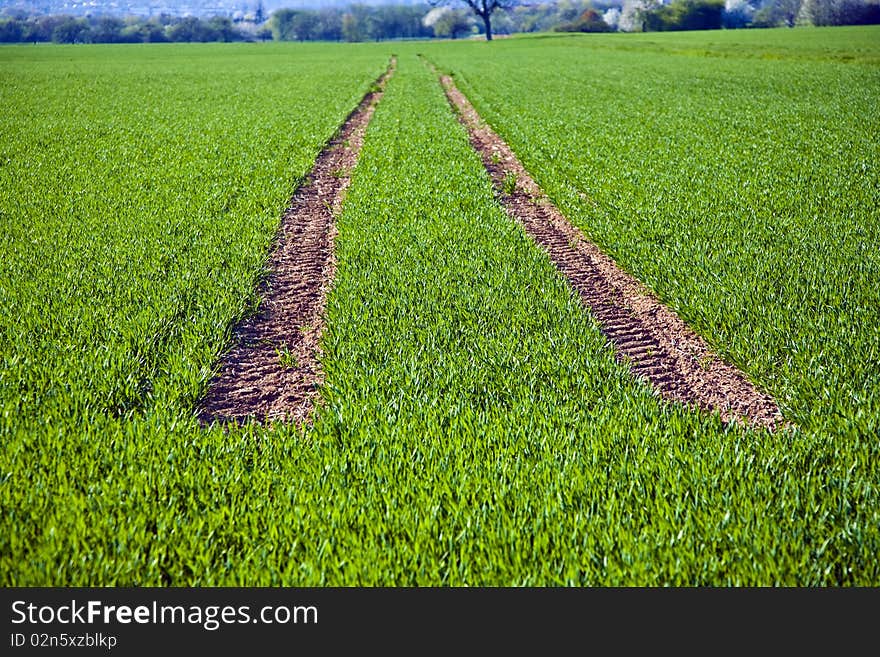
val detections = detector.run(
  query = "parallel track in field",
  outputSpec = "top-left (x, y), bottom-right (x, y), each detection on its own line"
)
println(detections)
top-left (436, 67), bottom-right (783, 431)
top-left (198, 59), bottom-right (396, 426)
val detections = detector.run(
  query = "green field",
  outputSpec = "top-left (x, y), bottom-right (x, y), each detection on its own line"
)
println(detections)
top-left (2, 28), bottom-right (879, 585)
top-left (423, 26), bottom-right (880, 438)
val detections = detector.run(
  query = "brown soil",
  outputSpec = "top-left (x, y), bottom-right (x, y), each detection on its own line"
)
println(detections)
top-left (439, 72), bottom-right (784, 431)
top-left (197, 60), bottom-right (396, 426)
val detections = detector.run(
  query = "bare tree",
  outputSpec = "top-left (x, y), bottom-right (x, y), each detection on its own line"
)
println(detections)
top-left (431, 0), bottom-right (516, 40)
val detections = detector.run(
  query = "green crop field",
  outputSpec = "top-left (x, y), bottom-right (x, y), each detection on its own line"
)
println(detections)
top-left (422, 26), bottom-right (880, 438)
top-left (2, 27), bottom-right (879, 586)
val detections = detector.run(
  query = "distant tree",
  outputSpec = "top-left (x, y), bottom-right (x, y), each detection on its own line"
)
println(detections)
top-left (269, 9), bottom-right (297, 40)
top-left (752, 0), bottom-right (802, 27)
top-left (424, 6), bottom-right (473, 37)
top-left (513, 6), bottom-right (542, 31)
top-left (723, 0), bottom-right (756, 27)
top-left (0, 12), bottom-right (258, 43)
top-left (0, 19), bottom-right (23, 43)
top-left (51, 16), bottom-right (90, 43)
top-left (134, 19), bottom-right (170, 42)
top-left (602, 7), bottom-right (622, 29)
top-left (637, 0), bottom-right (724, 29)
top-left (796, 0), bottom-right (825, 23)
top-left (255, 0), bottom-right (266, 24)
top-left (430, 0), bottom-right (517, 40)
top-left (270, 5), bottom-right (430, 42)
top-left (619, 0), bottom-right (660, 31)
top-left (271, 9), bottom-right (320, 40)
top-left (373, 5), bottom-right (431, 39)
top-left (668, 0), bottom-right (725, 29)
top-left (555, 0), bottom-right (590, 24)
top-left (314, 9), bottom-right (344, 40)
top-left (166, 16), bottom-right (220, 42)
top-left (851, 0), bottom-right (880, 23)
top-left (207, 16), bottom-right (244, 41)
top-left (87, 17), bottom-right (121, 42)
top-left (555, 7), bottom-right (613, 31)
top-left (25, 15), bottom-right (67, 42)
top-left (342, 5), bottom-right (373, 41)
top-left (797, 0), bottom-right (880, 25)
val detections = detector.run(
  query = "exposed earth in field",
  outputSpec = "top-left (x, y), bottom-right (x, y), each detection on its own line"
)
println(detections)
top-left (201, 56), bottom-right (782, 431)
top-left (197, 60), bottom-right (396, 425)
top-left (437, 70), bottom-right (783, 431)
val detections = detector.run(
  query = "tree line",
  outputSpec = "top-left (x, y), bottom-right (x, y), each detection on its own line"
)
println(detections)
top-left (0, 3), bottom-right (601, 43)
top-left (563, 0), bottom-right (880, 32)
top-left (1, 0), bottom-right (878, 44)
top-left (0, 14), bottom-right (267, 43)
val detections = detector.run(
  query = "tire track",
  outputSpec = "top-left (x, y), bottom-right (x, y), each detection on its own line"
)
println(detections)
top-left (198, 59), bottom-right (396, 426)
top-left (436, 68), bottom-right (784, 431)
